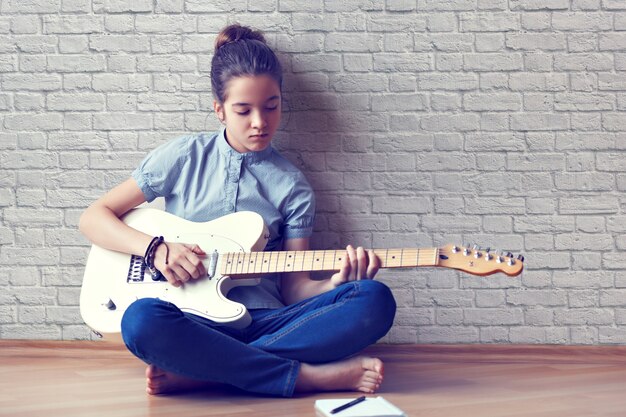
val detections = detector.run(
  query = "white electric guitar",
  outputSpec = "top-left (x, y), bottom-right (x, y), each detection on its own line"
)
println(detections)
top-left (80, 208), bottom-right (524, 341)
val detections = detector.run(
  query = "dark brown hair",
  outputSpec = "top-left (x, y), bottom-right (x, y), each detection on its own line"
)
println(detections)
top-left (211, 24), bottom-right (282, 103)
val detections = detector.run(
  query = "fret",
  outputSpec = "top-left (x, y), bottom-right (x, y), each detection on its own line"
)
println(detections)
top-left (299, 250), bottom-right (305, 272)
top-left (285, 251), bottom-right (294, 272)
top-left (259, 252), bottom-right (267, 274)
top-left (252, 251), bottom-right (259, 274)
top-left (236, 252), bottom-right (243, 274)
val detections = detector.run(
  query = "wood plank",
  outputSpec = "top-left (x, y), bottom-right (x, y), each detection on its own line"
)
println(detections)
top-left (1, 341), bottom-right (626, 417)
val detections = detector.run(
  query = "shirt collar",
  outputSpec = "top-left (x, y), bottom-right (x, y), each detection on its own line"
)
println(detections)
top-left (216, 127), bottom-right (273, 164)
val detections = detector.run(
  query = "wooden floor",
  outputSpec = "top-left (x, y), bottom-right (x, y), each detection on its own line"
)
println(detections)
top-left (1, 341), bottom-right (626, 417)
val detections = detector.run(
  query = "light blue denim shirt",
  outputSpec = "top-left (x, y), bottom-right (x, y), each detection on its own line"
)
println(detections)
top-left (131, 128), bottom-right (315, 309)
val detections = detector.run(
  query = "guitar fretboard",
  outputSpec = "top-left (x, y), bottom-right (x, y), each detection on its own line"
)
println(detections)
top-left (220, 248), bottom-right (440, 276)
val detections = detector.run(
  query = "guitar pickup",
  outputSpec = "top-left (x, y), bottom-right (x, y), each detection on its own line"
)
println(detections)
top-left (207, 250), bottom-right (218, 279)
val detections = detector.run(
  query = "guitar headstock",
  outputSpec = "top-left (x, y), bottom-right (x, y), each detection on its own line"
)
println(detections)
top-left (437, 244), bottom-right (524, 277)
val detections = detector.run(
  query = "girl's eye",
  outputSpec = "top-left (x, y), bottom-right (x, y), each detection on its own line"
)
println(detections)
top-left (266, 106), bottom-right (278, 111)
top-left (236, 110), bottom-right (250, 115)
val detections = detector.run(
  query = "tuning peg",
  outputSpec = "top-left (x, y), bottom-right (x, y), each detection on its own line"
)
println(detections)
top-left (517, 254), bottom-right (525, 262)
top-left (495, 249), bottom-right (503, 263)
top-left (485, 247), bottom-right (491, 253)
top-left (463, 246), bottom-right (471, 256)
top-left (506, 252), bottom-right (513, 258)
top-left (484, 251), bottom-right (493, 261)
top-left (451, 245), bottom-right (459, 253)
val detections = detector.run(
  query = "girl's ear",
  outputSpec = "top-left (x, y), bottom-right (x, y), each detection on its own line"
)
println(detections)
top-left (214, 101), bottom-right (225, 123)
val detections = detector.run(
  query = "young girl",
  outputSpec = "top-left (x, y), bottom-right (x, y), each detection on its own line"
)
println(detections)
top-left (79, 24), bottom-right (396, 397)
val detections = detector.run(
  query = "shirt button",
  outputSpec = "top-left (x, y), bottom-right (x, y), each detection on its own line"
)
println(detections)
top-left (227, 203), bottom-right (235, 211)
top-left (236, 155), bottom-right (243, 161)
top-left (230, 175), bottom-right (238, 183)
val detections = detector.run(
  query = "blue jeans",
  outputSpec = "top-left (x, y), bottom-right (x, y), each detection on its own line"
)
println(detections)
top-left (121, 279), bottom-right (396, 397)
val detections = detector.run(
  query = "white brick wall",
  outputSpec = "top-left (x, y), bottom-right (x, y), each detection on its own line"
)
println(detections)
top-left (1, 0), bottom-right (625, 344)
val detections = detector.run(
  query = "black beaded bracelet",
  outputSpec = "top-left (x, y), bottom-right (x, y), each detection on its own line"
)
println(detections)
top-left (143, 236), bottom-right (164, 278)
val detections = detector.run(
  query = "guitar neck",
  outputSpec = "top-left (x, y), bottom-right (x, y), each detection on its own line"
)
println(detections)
top-left (220, 248), bottom-right (440, 276)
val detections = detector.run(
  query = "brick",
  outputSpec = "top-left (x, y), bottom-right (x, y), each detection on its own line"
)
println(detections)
top-left (418, 0), bottom-right (475, 11)
top-left (555, 233), bottom-right (614, 250)
top-left (372, 196), bottom-right (430, 213)
top-left (325, 33), bottom-right (381, 52)
top-left (554, 53), bottom-right (613, 71)
top-left (510, 0), bottom-right (569, 9)
top-left (560, 196), bottom-right (619, 214)
top-left (368, 15), bottom-right (427, 32)
top-left (554, 271), bottom-right (615, 288)
top-left (419, 73), bottom-right (478, 90)
top-left (510, 113), bottom-right (569, 131)
top-left (90, 35), bottom-right (150, 52)
top-left (135, 15), bottom-right (196, 33)
top-left (325, 0), bottom-right (384, 12)
top-left (43, 15), bottom-right (102, 34)
top-left (386, 0), bottom-right (416, 11)
top-left (137, 55), bottom-right (196, 72)
top-left (4, 113), bottom-right (63, 131)
top-left (48, 55), bottom-right (106, 72)
top-left (506, 33), bottom-right (566, 51)
top-left (510, 73), bottom-right (568, 91)
top-left (555, 173), bottom-right (615, 191)
top-left (59, 36), bottom-right (89, 54)
top-left (1, 0), bottom-right (61, 13)
top-left (421, 114), bottom-right (480, 132)
top-left (421, 215), bottom-right (481, 232)
top-left (48, 93), bottom-right (105, 111)
top-left (465, 308), bottom-right (524, 325)
top-left (556, 308), bottom-right (614, 325)
top-left (460, 12), bottom-right (520, 32)
top-left (599, 73), bottom-right (626, 91)
top-left (464, 53), bottom-right (523, 71)
top-left (1, 324), bottom-right (61, 339)
top-left (2, 74), bottom-right (61, 91)
top-left (427, 13), bottom-right (457, 32)
top-left (552, 12), bottom-right (613, 31)
top-left (464, 93), bottom-right (521, 111)
top-left (93, 0), bottom-right (153, 12)
top-left (376, 50), bottom-right (434, 69)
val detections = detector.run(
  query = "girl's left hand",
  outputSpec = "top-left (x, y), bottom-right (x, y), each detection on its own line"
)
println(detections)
top-left (330, 245), bottom-right (380, 287)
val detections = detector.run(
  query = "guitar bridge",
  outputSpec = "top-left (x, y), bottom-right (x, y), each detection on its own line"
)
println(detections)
top-left (127, 255), bottom-right (146, 282)
top-left (127, 255), bottom-right (166, 282)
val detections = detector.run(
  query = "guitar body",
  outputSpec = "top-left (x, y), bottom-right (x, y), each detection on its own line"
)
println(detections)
top-left (79, 208), bottom-right (269, 341)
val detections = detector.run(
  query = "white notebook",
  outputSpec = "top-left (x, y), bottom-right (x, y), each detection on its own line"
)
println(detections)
top-left (314, 396), bottom-right (406, 417)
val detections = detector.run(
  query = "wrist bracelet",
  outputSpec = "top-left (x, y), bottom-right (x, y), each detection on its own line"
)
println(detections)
top-left (143, 236), bottom-right (164, 279)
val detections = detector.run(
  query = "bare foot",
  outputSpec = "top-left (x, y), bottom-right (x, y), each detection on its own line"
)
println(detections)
top-left (295, 356), bottom-right (384, 394)
top-left (145, 365), bottom-right (214, 395)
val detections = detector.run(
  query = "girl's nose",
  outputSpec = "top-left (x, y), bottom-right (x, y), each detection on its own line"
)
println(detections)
top-left (251, 110), bottom-right (267, 129)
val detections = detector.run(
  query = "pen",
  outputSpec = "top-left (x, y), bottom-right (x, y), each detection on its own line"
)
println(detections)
top-left (330, 395), bottom-right (367, 414)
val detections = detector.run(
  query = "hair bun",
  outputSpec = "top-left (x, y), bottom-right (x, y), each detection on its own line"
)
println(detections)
top-left (215, 24), bottom-right (266, 51)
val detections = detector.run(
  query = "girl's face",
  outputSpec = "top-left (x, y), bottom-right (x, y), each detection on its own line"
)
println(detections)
top-left (214, 74), bottom-right (282, 154)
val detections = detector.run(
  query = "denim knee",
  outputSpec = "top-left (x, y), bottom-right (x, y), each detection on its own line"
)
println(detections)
top-left (121, 298), bottom-right (176, 356)
top-left (354, 280), bottom-right (397, 337)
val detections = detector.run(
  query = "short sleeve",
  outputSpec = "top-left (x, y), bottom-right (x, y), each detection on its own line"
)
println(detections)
top-left (282, 172), bottom-right (316, 240)
top-left (131, 136), bottom-right (190, 202)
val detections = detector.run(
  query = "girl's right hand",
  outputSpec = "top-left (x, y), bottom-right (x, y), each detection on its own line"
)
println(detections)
top-left (153, 242), bottom-right (207, 287)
